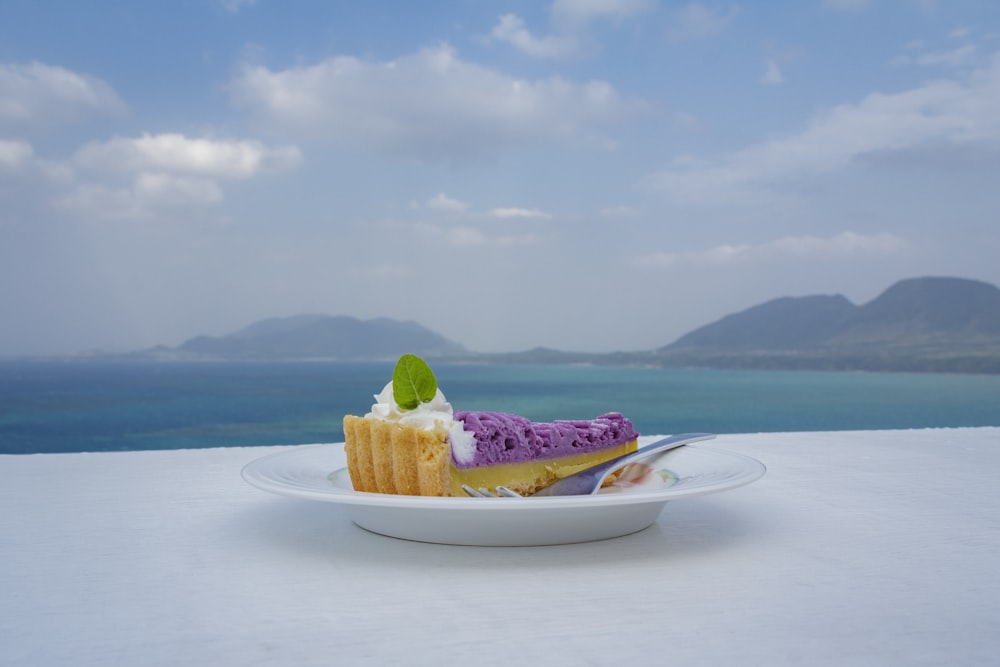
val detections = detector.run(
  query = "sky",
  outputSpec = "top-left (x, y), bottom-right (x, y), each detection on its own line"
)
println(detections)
top-left (2, 0), bottom-right (1000, 356)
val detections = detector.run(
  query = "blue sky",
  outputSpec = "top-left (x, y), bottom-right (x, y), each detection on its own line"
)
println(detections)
top-left (2, 0), bottom-right (999, 356)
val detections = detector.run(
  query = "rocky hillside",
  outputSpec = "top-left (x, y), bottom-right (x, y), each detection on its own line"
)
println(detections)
top-left (655, 276), bottom-right (1000, 372)
top-left (144, 315), bottom-right (467, 360)
top-left (665, 277), bottom-right (1000, 352)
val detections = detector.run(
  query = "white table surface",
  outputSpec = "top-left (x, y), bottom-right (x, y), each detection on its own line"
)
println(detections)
top-left (2, 428), bottom-right (999, 666)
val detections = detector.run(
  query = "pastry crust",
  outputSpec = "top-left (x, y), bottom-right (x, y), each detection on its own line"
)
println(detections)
top-left (343, 415), bottom-right (452, 496)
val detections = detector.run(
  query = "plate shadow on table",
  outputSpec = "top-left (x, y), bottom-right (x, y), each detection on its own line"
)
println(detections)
top-left (227, 491), bottom-right (774, 571)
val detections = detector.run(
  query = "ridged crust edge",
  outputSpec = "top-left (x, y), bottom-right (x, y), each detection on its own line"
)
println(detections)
top-left (343, 415), bottom-right (452, 496)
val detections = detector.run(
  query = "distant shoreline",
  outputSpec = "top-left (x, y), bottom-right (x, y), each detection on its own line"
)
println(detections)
top-left (5, 348), bottom-right (1000, 375)
top-left (8, 275), bottom-right (1000, 374)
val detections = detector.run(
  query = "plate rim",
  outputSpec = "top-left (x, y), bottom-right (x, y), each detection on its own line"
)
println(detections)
top-left (241, 442), bottom-right (766, 511)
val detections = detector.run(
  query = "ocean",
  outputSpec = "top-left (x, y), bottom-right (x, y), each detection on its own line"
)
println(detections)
top-left (2, 360), bottom-right (999, 454)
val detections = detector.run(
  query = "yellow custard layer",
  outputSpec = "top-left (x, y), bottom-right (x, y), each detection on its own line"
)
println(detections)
top-left (343, 415), bottom-right (637, 496)
top-left (447, 441), bottom-right (637, 496)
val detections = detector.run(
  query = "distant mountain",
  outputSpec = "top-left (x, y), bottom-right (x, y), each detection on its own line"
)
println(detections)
top-left (143, 315), bottom-right (467, 361)
top-left (111, 276), bottom-right (1000, 372)
top-left (654, 276), bottom-right (1000, 373)
top-left (668, 294), bottom-right (857, 351)
top-left (837, 276), bottom-right (1000, 346)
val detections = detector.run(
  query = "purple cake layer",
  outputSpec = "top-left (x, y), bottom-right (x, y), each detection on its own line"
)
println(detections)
top-left (451, 411), bottom-right (639, 469)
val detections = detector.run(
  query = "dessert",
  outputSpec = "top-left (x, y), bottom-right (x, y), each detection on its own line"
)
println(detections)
top-left (343, 354), bottom-right (639, 496)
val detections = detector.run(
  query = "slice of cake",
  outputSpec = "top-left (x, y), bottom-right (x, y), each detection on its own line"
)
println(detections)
top-left (343, 354), bottom-right (639, 496)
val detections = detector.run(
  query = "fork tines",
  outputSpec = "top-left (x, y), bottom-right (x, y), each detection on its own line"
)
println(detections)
top-left (461, 484), bottom-right (522, 498)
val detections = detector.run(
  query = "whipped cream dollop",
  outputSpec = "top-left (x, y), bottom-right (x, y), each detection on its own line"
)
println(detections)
top-left (365, 381), bottom-right (477, 464)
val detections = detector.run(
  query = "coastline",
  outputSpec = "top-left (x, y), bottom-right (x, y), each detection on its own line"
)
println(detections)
top-left (3, 360), bottom-right (1000, 455)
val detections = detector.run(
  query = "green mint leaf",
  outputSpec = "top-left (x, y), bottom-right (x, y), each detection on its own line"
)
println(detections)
top-left (392, 354), bottom-right (438, 411)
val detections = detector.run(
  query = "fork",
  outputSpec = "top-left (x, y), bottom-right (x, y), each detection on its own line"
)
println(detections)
top-left (461, 432), bottom-right (715, 498)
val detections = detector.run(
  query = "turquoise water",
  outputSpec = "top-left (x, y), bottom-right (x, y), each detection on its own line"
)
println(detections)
top-left (2, 360), bottom-right (999, 454)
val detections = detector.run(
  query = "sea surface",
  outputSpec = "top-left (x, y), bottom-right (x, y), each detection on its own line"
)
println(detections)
top-left (2, 360), bottom-right (999, 454)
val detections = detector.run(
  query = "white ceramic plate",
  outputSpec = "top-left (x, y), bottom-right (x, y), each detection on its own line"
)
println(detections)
top-left (241, 438), bottom-right (766, 546)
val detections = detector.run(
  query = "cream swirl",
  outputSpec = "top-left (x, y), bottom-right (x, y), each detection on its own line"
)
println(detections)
top-left (364, 382), bottom-right (476, 464)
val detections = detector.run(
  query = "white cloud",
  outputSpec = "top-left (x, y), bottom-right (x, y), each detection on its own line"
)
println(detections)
top-left (413, 194), bottom-right (552, 220)
top-left (74, 133), bottom-right (301, 179)
top-left (449, 226), bottom-right (489, 246)
top-left (915, 44), bottom-right (979, 68)
top-left (491, 14), bottom-right (579, 59)
top-left (0, 138), bottom-right (34, 168)
top-left (551, 0), bottom-right (656, 28)
top-left (426, 192), bottom-right (469, 213)
top-left (54, 172), bottom-right (225, 222)
top-left (633, 231), bottom-right (906, 269)
top-left (644, 51), bottom-right (1000, 205)
top-left (761, 60), bottom-right (784, 85)
top-left (666, 3), bottom-right (739, 43)
top-left (0, 62), bottom-right (126, 127)
top-left (492, 1), bottom-right (655, 59)
top-left (229, 44), bottom-right (649, 160)
top-left (134, 172), bottom-right (224, 206)
top-left (893, 44), bottom-right (980, 69)
top-left (856, 141), bottom-right (1000, 171)
top-left (768, 231), bottom-right (907, 256)
top-left (670, 110), bottom-right (702, 130)
top-left (489, 207), bottom-right (554, 219)
top-left (55, 184), bottom-right (150, 222)
top-left (42, 133), bottom-right (300, 222)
